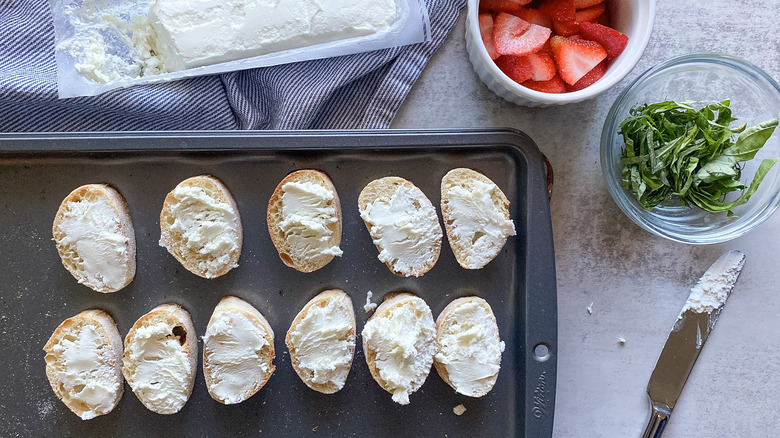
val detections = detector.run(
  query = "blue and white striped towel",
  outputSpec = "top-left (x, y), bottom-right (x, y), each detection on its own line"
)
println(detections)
top-left (0, 0), bottom-right (465, 131)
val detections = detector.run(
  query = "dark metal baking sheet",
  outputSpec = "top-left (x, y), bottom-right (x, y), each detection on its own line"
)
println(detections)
top-left (0, 129), bottom-right (557, 437)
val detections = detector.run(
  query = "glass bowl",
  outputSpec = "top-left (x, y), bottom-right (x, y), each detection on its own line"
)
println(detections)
top-left (601, 54), bottom-right (780, 244)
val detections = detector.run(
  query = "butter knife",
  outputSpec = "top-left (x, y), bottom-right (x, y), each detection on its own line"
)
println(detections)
top-left (641, 250), bottom-right (746, 438)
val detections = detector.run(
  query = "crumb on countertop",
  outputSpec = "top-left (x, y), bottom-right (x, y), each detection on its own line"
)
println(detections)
top-left (617, 337), bottom-right (626, 346)
top-left (453, 404), bottom-right (466, 416)
top-left (586, 302), bottom-right (593, 315)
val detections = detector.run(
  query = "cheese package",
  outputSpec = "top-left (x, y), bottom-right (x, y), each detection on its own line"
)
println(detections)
top-left (48, 0), bottom-right (431, 97)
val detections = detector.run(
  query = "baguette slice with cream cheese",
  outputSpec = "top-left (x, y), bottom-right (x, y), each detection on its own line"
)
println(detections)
top-left (441, 168), bottom-right (516, 270)
top-left (267, 170), bottom-right (343, 273)
top-left (286, 289), bottom-right (355, 394)
top-left (43, 309), bottom-right (124, 420)
top-left (358, 177), bottom-right (442, 277)
top-left (434, 297), bottom-right (504, 397)
top-left (203, 296), bottom-right (276, 404)
top-left (122, 304), bottom-right (197, 415)
top-left (361, 292), bottom-right (436, 405)
top-left (159, 175), bottom-right (242, 279)
top-left (53, 184), bottom-right (136, 293)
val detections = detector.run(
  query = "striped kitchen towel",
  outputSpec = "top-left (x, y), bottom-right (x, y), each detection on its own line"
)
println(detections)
top-left (0, 0), bottom-right (465, 131)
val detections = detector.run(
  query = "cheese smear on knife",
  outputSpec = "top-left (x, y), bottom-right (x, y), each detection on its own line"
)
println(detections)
top-left (148, 0), bottom-right (398, 71)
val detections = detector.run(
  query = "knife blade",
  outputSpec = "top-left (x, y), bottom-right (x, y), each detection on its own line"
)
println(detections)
top-left (641, 250), bottom-right (746, 438)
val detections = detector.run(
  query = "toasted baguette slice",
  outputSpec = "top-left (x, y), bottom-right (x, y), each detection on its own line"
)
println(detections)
top-left (441, 168), bottom-right (516, 269)
top-left (267, 170), bottom-right (343, 273)
top-left (434, 297), bottom-right (505, 397)
top-left (43, 309), bottom-right (123, 420)
top-left (123, 304), bottom-right (197, 415)
top-left (358, 177), bottom-right (443, 277)
top-left (286, 289), bottom-right (355, 394)
top-left (203, 296), bottom-right (276, 404)
top-left (53, 184), bottom-right (136, 293)
top-left (159, 175), bottom-right (242, 279)
top-left (361, 292), bottom-right (436, 405)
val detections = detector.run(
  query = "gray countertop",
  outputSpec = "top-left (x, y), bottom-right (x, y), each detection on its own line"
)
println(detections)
top-left (393, 1), bottom-right (780, 436)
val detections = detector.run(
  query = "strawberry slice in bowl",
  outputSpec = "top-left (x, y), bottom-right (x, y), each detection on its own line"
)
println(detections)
top-left (564, 59), bottom-right (608, 91)
top-left (493, 13), bottom-right (552, 56)
top-left (521, 75), bottom-right (566, 93)
top-left (496, 52), bottom-right (557, 83)
top-left (579, 22), bottom-right (629, 59)
top-left (549, 35), bottom-right (607, 85)
top-left (479, 14), bottom-right (500, 60)
top-left (479, 0), bottom-right (532, 15)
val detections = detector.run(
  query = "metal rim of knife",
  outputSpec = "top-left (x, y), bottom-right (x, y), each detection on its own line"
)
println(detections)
top-left (641, 250), bottom-right (746, 438)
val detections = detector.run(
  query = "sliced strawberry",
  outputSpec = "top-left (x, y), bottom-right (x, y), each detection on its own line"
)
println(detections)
top-left (565, 59), bottom-right (607, 91)
top-left (526, 52), bottom-right (557, 81)
top-left (540, 38), bottom-right (553, 54)
top-left (479, 14), bottom-right (500, 60)
top-left (595, 9), bottom-right (611, 26)
top-left (574, 0), bottom-right (603, 9)
top-left (516, 7), bottom-right (554, 28)
top-left (495, 52), bottom-right (556, 83)
top-left (553, 19), bottom-right (579, 36)
top-left (480, 0), bottom-right (532, 14)
top-left (549, 35), bottom-right (607, 85)
top-left (521, 75), bottom-right (566, 93)
top-left (493, 13), bottom-right (552, 56)
top-left (579, 22), bottom-right (628, 58)
top-left (495, 56), bottom-right (533, 83)
top-left (575, 3), bottom-right (606, 23)
top-left (539, 0), bottom-right (575, 22)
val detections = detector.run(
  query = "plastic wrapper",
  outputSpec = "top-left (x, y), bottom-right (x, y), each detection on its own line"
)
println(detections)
top-left (49, 0), bottom-right (431, 98)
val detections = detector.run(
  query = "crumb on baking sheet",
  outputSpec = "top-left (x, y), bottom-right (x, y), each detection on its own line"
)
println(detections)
top-left (453, 404), bottom-right (466, 415)
top-left (586, 302), bottom-right (593, 315)
top-left (617, 337), bottom-right (626, 346)
top-left (364, 290), bottom-right (377, 313)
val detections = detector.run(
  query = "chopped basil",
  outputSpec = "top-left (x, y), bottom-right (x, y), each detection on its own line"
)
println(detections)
top-left (618, 100), bottom-right (778, 215)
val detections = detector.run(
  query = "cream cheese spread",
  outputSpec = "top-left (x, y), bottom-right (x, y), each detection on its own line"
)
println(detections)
top-left (434, 300), bottom-right (504, 397)
top-left (446, 180), bottom-right (516, 268)
top-left (288, 298), bottom-right (353, 389)
top-left (360, 185), bottom-right (442, 276)
top-left (124, 322), bottom-right (192, 414)
top-left (361, 296), bottom-right (435, 405)
top-left (58, 195), bottom-right (130, 291)
top-left (162, 185), bottom-right (240, 278)
top-left (682, 250), bottom-right (745, 314)
top-left (203, 311), bottom-right (271, 404)
top-left (279, 181), bottom-right (343, 263)
top-left (47, 324), bottom-right (120, 420)
top-left (148, 0), bottom-right (398, 71)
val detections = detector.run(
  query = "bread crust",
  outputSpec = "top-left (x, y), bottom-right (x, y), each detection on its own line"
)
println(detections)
top-left (285, 289), bottom-right (355, 394)
top-left (440, 168), bottom-right (512, 270)
top-left (43, 309), bottom-right (124, 419)
top-left (202, 296), bottom-right (276, 404)
top-left (358, 177), bottom-right (442, 277)
top-left (267, 170), bottom-right (342, 273)
top-left (52, 183), bottom-right (136, 292)
top-left (159, 175), bottom-right (242, 279)
top-left (122, 304), bottom-right (197, 414)
top-left (434, 296), bottom-right (502, 397)
top-left (362, 292), bottom-right (434, 401)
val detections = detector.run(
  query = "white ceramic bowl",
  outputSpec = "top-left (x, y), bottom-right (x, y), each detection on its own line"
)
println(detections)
top-left (465, 0), bottom-right (657, 107)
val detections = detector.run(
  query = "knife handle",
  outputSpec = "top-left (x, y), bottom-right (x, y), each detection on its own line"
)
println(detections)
top-left (641, 401), bottom-right (671, 438)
